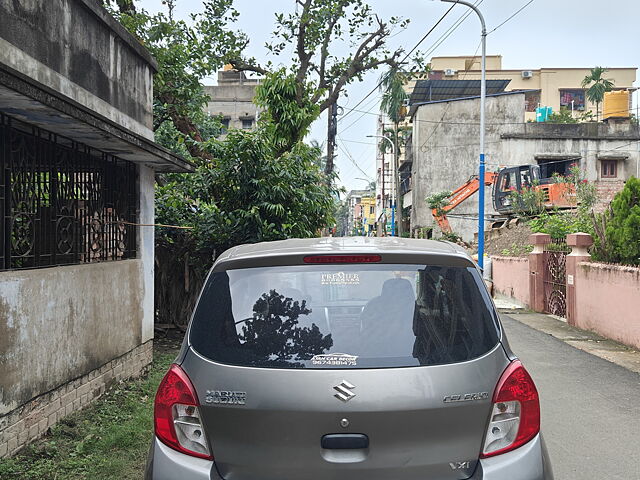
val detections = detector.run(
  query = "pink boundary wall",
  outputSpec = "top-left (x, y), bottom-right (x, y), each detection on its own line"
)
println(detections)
top-left (575, 262), bottom-right (640, 350)
top-left (491, 256), bottom-right (530, 307)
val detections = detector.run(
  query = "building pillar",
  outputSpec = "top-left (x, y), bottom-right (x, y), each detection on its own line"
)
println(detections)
top-left (566, 233), bottom-right (593, 326)
top-left (528, 233), bottom-right (551, 312)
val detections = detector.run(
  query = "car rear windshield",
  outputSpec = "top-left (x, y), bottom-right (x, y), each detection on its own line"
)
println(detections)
top-left (189, 263), bottom-right (500, 369)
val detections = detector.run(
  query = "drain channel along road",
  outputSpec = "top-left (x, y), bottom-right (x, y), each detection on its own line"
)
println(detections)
top-left (500, 315), bottom-right (640, 480)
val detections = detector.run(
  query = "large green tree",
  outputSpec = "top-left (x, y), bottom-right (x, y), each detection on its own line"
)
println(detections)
top-left (155, 127), bottom-right (334, 325)
top-left (106, 1), bottom-right (337, 325)
top-left (581, 67), bottom-right (614, 121)
top-left (228, 0), bottom-right (418, 175)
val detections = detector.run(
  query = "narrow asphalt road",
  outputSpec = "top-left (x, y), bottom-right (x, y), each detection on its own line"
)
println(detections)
top-left (501, 315), bottom-right (640, 480)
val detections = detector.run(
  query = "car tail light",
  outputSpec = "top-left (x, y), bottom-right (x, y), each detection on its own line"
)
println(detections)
top-left (154, 364), bottom-right (212, 460)
top-left (303, 254), bottom-right (382, 263)
top-left (481, 360), bottom-right (540, 458)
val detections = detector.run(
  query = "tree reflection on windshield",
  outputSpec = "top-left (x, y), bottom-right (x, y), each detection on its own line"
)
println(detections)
top-left (238, 289), bottom-right (333, 367)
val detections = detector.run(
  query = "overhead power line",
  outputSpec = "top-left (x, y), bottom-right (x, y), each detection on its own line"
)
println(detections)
top-left (336, 136), bottom-right (375, 180)
top-left (338, 0), bottom-right (462, 125)
top-left (487, 0), bottom-right (535, 35)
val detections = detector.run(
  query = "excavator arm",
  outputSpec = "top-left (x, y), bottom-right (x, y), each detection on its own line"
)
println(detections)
top-left (432, 172), bottom-right (498, 234)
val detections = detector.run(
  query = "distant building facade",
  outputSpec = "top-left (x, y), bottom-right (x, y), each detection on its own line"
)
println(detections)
top-left (426, 55), bottom-right (637, 122)
top-left (408, 91), bottom-right (640, 242)
top-left (346, 189), bottom-right (375, 235)
top-left (204, 66), bottom-right (261, 134)
top-left (374, 114), bottom-right (395, 232)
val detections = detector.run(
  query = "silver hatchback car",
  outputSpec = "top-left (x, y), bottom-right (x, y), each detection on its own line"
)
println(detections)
top-left (145, 237), bottom-right (553, 480)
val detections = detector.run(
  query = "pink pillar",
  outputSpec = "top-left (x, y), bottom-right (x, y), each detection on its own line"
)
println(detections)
top-left (566, 233), bottom-right (593, 326)
top-left (528, 233), bottom-right (551, 313)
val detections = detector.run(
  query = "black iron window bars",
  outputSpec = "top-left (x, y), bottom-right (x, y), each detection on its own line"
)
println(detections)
top-left (0, 113), bottom-right (138, 271)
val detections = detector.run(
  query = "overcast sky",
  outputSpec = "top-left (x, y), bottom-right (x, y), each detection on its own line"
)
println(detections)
top-left (138, 0), bottom-right (640, 193)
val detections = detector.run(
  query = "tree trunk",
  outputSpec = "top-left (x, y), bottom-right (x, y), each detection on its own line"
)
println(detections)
top-left (155, 240), bottom-right (207, 328)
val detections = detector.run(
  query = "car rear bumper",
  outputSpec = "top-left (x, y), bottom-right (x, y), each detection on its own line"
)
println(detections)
top-left (474, 434), bottom-right (553, 480)
top-left (145, 438), bottom-right (218, 480)
top-left (145, 434), bottom-right (552, 480)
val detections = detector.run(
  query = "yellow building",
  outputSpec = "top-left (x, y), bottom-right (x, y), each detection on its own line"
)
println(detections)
top-left (415, 55), bottom-right (637, 121)
top-left (360, 196), bottom-right (377, 234)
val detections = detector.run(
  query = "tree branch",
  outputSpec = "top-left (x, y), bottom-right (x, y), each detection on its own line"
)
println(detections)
top-left (316, 9), bottom-right (341, 91)
top-left (314, 16), bottom-right (400, 112)
top-left (228, 58), bottom-right (269, 76)
top-left (294, 0), bottom-right (314, 103)
top-left (157, 92), bottom-right (212, 160)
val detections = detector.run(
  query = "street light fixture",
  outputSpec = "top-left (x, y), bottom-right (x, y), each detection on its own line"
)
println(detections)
top-left (441, 0), bottom-right (487, 269)
top-left (367, 134), bottom-right (397, 236)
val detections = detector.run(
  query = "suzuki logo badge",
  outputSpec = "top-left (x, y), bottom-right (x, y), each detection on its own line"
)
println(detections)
top-left (333, 380), bottom-right (356, 402)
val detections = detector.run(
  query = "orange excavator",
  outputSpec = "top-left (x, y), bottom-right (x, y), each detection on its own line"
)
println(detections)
top-left (432, 164), bottom-right (575, 234)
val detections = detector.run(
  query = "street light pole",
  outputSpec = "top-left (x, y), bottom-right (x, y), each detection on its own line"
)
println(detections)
top-left (441, 0), bottom-right (487, 269)
top-left (367, 134), bottom-right (396, 236)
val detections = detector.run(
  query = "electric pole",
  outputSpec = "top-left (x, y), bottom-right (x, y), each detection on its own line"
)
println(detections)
top-left (325, 101), bottom-right (338, 178)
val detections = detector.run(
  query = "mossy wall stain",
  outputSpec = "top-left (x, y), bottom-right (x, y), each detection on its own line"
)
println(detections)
top-left (0, 260), bottom-right (144, 416)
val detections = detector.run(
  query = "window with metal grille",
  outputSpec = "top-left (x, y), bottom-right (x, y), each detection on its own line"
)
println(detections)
top-left (0, 113), bottom-right (138, 271)
top-left (601, 160), bottom-right (617, 178)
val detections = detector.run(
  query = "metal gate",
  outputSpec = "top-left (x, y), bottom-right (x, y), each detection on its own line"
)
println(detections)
top-left (543, 241), bottom-right (570, 317)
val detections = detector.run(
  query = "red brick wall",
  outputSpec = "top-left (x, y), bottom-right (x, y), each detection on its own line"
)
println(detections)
top-left (594, 180), bottom-right (625, 212)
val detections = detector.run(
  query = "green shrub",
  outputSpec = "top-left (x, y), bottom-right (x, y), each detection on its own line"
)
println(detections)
top-left (528, 210), bottom-right (592, 240)
top-left (605, 177), bottom-right (640, 265)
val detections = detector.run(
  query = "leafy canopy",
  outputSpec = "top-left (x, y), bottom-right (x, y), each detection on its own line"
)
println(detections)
top-left (581, 66), bottom-right (615, 106)
top-left (605, 177), bottom-right (640, 265)
top-left (106, 0), bottom-right (338, 325)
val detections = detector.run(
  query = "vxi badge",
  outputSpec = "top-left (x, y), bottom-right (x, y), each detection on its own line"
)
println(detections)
top-left (443, 392), bottom-right (489, 403)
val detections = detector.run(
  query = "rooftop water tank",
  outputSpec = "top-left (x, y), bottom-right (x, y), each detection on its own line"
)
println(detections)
top-left (603, 90), bottom-right (630, 119)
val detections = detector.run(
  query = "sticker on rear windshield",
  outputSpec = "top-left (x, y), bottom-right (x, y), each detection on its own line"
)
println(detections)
top-left (311, 353), bottom-right (358, 366)
top-left (321, 272), bottom-right (360, 285)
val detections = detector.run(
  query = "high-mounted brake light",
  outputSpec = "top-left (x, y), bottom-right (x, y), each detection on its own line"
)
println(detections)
top-left (154, 364), bottom-right (212, 460)
top-left (481, 360), bottom-right (540, 458)
top-left (303, 254), bottom-right (382, 264)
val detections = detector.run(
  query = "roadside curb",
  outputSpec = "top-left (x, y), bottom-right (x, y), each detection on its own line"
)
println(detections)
top-left (499, 311), bottom-right (640, 376)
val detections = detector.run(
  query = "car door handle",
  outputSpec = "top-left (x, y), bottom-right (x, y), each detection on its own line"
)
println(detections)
top-left (321, 434), bottom-right (369, 450)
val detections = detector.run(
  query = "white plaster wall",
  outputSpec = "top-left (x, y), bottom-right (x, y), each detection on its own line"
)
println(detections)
top-left (0, 261), bottom-right (144, 415)
top-left (0, 38), bottom-right (153, 140)
top-left (138, 165), bottom-right (155, 343)
top-left (411, 94), bottom-right (525, 241)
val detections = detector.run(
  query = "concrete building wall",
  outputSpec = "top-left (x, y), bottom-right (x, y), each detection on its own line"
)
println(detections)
top-left (0, 339), bottom-right (151, 458)
top-left (139, 164), bottom-right (156, 343)
top-left (574, 262), bottom-right (640, 350)
top-left (204, 70), bottom-right (260, 132)
top-left (0, 260), bottom-right (144, 417)
top-left (501, 122), bottom-right (640, 211)
top-left (491, 256), bottom-right (530, 307)
top-left (411, 93), bottom-right (525, 241)
top-left (0, 0), bottom-right (156, 139)
top-left (430, 55), bottom-right (503, 72)
top-left (0, 0), bottom-right (185, 457)
top-left (490, 255), bottom-right (640, 351)
top-left (411, 93), bottom-right (640, 241)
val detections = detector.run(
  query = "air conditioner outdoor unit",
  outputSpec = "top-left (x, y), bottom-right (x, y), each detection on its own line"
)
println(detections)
top-left (444, 69), bottom-right (457, 76)
top-left (522, 70), bottom-right (533, 79)
top-left (402, 98), bottom-right (410, 107)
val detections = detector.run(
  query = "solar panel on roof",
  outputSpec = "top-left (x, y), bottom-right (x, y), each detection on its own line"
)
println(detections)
top-left (409, 79), bottom-right (511, 105)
